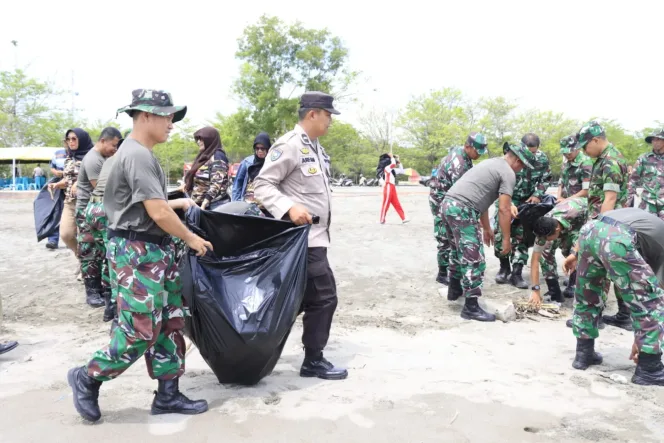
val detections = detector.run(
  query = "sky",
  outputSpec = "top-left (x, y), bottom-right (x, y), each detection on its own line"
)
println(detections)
top-left (1, 0), bottom-right (662, 135)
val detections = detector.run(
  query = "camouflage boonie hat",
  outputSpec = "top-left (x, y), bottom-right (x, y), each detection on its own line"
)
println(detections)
top-left (559, 134), bottom-right (579, 154)
top-left (466, 132), bottom-right (488, 155)
top-left (116, 89), bottom-right (187, 123)
top-left (503, 142), bottom-right (535, 169)
top-left (576, 120), bottom-right (605, 150)
top-left (645, 129), bottom-right (664, 144)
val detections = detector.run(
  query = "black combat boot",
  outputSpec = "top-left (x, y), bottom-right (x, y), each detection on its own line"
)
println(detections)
top-left (67, 366), bottom-right (102, 422)
top-left (447, 277), bottom-right (463, 301)
top-left (563, 271), bottom-right (577, 298)
top-left (632, 352), bottom-right (664, 386)
top-left (151, 378), bottom-right (209, 415)
top-left (102, 287), bottom-right (116, 323)
top-left (84, 277), bottom-right (105, 308)
top-left (545, 278), bottom-right (563, 303)
top-left (300, 349), bottom-right (348, 380)
top-left (460, 297), bottom-right (496, 322)
top-left (509, 263), bottom-right (529, 289)
top-left (602, 299), bottom-right (633, 331)
top-left (436, 266), bottom-right (450, 286)
top-left (495, 258), bottom-right (511, 284)
top-left (572, 339), bottom-right (603, 370)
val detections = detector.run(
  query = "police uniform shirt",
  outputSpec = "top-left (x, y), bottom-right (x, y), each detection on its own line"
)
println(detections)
top-left (253, 124), bottom-right (332, 248)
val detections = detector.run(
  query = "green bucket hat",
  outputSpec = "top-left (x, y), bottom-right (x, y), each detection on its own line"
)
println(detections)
top-left (466, 132), bottom-right (488, 155)
top-left (577, 120), bottom-right (605, 150)
top-left (559, 134), bottom-right (579, 154)
top-left (503, 142), bottom-right (535, 169)
top-left (116, 89), bottom-right (187, 123)
top-left (645, 129), bottom-right (664, 144)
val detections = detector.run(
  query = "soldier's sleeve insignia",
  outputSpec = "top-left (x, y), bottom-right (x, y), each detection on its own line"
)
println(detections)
top-left (300, 147), bottom-right (310, 155)
top-left (308, 167), bottom-right (318, 174)
top-left (270, 148), bottom-right (283, 162)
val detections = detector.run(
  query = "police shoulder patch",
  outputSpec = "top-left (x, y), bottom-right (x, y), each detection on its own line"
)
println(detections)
top-left (270, 148), bottom-right (283, 161)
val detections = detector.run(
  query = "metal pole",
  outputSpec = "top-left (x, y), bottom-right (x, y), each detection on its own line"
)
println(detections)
top-left (12, 158), bottom-right (16, 188)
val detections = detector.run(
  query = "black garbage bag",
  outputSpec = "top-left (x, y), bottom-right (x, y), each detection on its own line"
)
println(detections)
top-left (514, 194), bottom-right (557, 247)
top-left (181, 206), bottom-right (310, 385)
top-left (33, 177), bottom-right (64, 242)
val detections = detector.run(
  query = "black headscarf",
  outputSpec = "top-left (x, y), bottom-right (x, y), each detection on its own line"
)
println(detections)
top-left (186, 126), bottom-right (226, 193)
top-left (65, 128), bottom-right (93, 161)
top-left (248, 132), bottom-right (272, 181)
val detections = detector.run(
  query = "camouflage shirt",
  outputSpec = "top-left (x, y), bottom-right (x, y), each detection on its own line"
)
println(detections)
top-left (512, 150), bottom-right (552, 203)
top-left (190, 149), bottom-right (230, 206)
top-left (588, 143), bottom-right (629, 219)
top-left (627, 151), bottom-right (664, 209)
top-left (62, 157), bottom-right (81, 203)
top-left (429, 146), bottom-right (473, 206)
top-left (534, 197), bottom-right (588, 252)
top-left (559, 151), bottom-right (593, 198)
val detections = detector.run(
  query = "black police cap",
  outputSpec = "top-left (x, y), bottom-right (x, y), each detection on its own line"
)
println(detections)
top-left (299, 91), bottom-right (340, 115)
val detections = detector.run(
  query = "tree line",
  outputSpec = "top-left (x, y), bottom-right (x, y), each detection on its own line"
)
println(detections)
top-left (1, 14), bottom-right (661, 182)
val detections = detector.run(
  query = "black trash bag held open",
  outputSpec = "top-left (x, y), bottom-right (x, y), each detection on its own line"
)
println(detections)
top-left (33, 177), bottom-right (64, 242)
top-left (514, 194), bottom-right (557, 248)
top-left (181, 206), bottom-right (310, 385)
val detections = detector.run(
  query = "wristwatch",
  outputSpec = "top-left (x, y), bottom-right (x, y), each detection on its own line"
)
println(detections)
top-left (531, 285), bottom-right (541, 291)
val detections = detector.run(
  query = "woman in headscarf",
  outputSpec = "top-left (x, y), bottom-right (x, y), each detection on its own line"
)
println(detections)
top-left (232, 132), bottom-right (272, 203)
top-left (185, 126), bottom-right (230, 210)
top-left (48, 128), bottom-right (93, 259)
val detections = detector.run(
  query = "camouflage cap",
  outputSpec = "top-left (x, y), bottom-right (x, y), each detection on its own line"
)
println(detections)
top-left (503, 142), bottom-right (535, 169)
top-left (576, 120), bottom-right (605, 149)
top-left (466, 132), bottom-right (488, 155)
top-left (116, 89), bottom-right (187, 123)
top-left (559, 134), bottom-right (579, 154)
top-left (645, 129), bottom-right (664, 144)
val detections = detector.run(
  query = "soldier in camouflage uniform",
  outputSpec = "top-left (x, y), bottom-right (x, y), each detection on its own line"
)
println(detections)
top-left (429, 132), bottom-right (487, 285)
top-left (576, 121), bottom-right (631, 330)
top-left (494, 133), bottom-right (552, 289)
top-left (627, 129), bottom-right (664, 219)
top-left (441, 142), bottom-right (535, 322)
top-left (557, 134), bottom-right (594, 201)
top-left (67, 89), bottom-right (213, 423)
top-left (529, 197), bottom-right (588, 304)
top-left (562, 209), bottom-right (664, 386)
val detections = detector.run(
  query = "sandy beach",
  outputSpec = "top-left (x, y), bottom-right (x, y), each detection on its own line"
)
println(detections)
top-left (1, 186), bottom-right (663, 443)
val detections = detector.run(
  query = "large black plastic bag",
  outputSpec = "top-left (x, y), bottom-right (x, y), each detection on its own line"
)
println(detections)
top-left (514, 194), bottom-right (557, 248)
top-left (33, 177), bottom-right (64, 242)
top-left (181, 206), bottom-right (310, 385)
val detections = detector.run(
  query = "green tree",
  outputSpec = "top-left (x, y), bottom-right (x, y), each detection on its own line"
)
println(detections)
top-left (227, 14), bottom-right (358, 138)
top-left (396, 88), bottom-right (472, 169)
top-left (0, 69), bottom-right (74, 147)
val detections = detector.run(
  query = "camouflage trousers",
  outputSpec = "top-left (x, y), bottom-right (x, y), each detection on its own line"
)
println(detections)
top-left (493, 204), bottom-right (528, 266)
top-left (440, 198), bottom-right (485, 298)
top-left (639, 201), bottom-right (664, 221)
top-left (539, 231), bottom-right (578, 279)
top-left (86, 237), bottom-right (188, 381)
top-left (76, 201), bottom-right (110, 290)
top-left (572, 217), bottom-right (664, 355)
top-left (429, 197), bottom-right (449, 268)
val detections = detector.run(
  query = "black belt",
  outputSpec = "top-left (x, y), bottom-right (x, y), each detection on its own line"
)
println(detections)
top-left (107, 229), bottom-right (172, 247)
top-left (597, 215), bottom-right (636, 238)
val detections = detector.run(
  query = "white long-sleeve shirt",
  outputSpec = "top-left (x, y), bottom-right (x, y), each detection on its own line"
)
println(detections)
top-left (383, 158), bottom-right (404, 186)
